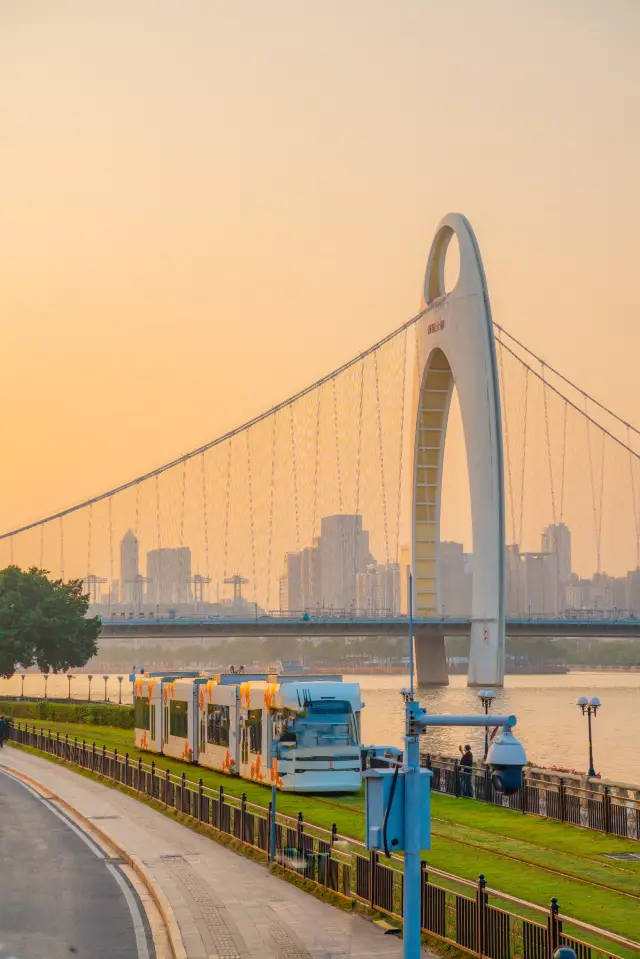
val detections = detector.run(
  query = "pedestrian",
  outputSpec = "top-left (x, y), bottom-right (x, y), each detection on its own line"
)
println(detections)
top-left (459, 744), bottom-right (473, 797)
top-left (0, 713), bottom-right (5, 749)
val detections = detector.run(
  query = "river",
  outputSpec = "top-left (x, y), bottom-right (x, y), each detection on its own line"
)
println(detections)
top-left (2, 670), bottom-right (638, 785)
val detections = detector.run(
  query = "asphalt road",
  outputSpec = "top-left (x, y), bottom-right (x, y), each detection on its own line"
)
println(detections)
top-left (0, 770), bottom-right (153, 959)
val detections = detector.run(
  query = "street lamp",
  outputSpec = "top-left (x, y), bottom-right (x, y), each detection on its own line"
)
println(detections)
top-left (20, 674), bottom-right (25, 699)
top-left (103, 674), bottom-right (109, 702)
top-left (87, 674), bottom-right (93, 702)
top-left (478, 689), bottom-right (496, 760)
top-left (576, 695), bottom-right (601, 777)
top-left (117, 676), bottom-right (124, 705)
top-left (67, 674), bottom-right (74, 700)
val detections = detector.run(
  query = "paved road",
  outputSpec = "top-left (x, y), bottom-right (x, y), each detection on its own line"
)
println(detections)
top-left (1, 747), bottom-right (435, 957)
top-left (0, 769), bottom-right (152, 959)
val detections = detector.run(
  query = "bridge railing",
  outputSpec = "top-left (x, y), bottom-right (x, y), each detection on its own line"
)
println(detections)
top-left (424, 755), bottom-right (640, 841)
top-left (8, 721), bottom-right (638, 959)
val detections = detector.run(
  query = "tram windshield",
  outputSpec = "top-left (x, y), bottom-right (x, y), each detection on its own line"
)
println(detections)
top-left (295, 699), bottom-right (358, 748)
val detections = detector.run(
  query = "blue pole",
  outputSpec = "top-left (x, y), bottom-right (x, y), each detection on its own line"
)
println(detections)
top-left (403, 699), bottom-right (422, 959)
top-left (408, 570), bottom-right (414, 698)
top-left (270, 782), bottom-right (277, 862)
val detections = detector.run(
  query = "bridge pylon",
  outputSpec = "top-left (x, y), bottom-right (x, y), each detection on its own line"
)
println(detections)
top-left (411, 214), bottom-right (505, 687)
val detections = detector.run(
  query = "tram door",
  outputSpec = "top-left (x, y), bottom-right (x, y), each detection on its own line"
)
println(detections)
top-left (240, 724), bottom-right (249, 771)
top-left (163, 703), bottom-right (169, 747)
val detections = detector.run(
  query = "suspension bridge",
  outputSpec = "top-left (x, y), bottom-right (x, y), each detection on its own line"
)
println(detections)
top-left (3, 213), bottom-right (640, 686)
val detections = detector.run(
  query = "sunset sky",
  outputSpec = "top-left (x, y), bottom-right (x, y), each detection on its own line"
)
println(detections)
top-left (2, 2), bottom-right (639, 576)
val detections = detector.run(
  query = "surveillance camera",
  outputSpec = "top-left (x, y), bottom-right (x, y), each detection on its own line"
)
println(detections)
top-left (486, 726), bottom-right (527, 796)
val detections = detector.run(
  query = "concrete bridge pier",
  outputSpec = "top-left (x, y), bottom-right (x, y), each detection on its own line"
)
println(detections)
top-left (413, 627), bottom-right (449, 686)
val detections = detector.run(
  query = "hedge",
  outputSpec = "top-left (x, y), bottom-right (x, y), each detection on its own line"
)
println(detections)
top-left (0, 699), bottom-right (134, 729)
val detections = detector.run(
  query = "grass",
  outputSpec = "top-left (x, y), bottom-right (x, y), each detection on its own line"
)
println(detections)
top-left (14, 718), bottom-right (640, 947)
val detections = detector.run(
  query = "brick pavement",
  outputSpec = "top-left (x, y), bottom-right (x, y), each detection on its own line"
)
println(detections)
top-left (1, 747), bottom-right (434, 958)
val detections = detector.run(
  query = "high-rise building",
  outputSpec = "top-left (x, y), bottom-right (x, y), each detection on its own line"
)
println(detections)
top-left (541, 523), bottom-right (572, 584)
top-left (522, 551), bottom-right (559, 615)
top-left (301, 541), bottom-right (322, 610)
top-left (318, 514), bottom-right (374, 611)
top-left (285, 551), bottom-right (303, 612)
top-left (120, 530), bottom-right (143, 608)
top-left (439, 541), bottom-right (472, 615)
top-left (146, 547), bottom-right (192, 606)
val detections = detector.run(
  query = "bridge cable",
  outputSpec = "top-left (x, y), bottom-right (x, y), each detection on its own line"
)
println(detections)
top-left (494, 322), bottom-right (640, 440)
top-left (541, 362), bottom-right (557, 528)
top-left (155, 474), bottom-right (162, 551)
top-left (355, 360), bottom-right (365, 517)
top-left (266, 413), bottom-right (277, 609)
top-left (9, 534), bottom-right (14, 566)
top-left (374, 350), bottom-right (390, 565)
top-left (201, 452), bottom-right (211, 604)
top-left (59, 518), bottom-right (64, 581)
top-left (559, 402), bottom-right (568, 524)
top-left (627, 426), bottom-right (640, 569)
top-left (0, 305), bottom-right (431, 542)
top-left (289, 403), bottom-right (301, 550)
top-left (331, 378), bottom-right (343, 514)
top-left (494, 337), bottom-right (640, 464)
top-left (223, 440), bottom-right (232, 580)
top-left (39, 523), bottom-right (44, 569)
top-left (585, 395), bottom-right (605, 574)
top-left (87, 503), bottom-right (93, 587)
top-left (108, 497), bottom-right (114, 603)
top-left (395, 327), bottom-right (408, 563)
top-left (311, 390), bottom-right (321, 544)
top-left (516, 370), bottom-right (529, 613)
top-left (498, 337), bottom-right (517, 545)
top-left (245, 432), bottom-right (257, 601)
top-left (179, 459), bottom-right (187, 548)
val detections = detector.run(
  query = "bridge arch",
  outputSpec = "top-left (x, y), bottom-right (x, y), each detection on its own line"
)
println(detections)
top-left (412, 213), bottom-right (506, 686)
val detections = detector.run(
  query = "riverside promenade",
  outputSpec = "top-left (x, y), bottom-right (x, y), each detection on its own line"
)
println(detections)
top-left (0, 747), bottom-right (433, 958)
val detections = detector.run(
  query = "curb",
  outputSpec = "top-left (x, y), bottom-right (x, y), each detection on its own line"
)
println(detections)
top-left (2, 763), bottom-right (187, 959)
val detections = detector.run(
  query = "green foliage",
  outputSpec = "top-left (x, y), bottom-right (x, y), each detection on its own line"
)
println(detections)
top-left (0, 566), bottom-right (100, 678)
top-left (0, 699), bottom-right (133, 728)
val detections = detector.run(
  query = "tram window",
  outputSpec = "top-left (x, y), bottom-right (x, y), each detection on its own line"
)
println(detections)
top-left (134, 696), bottom-right (150, 729)
top-left (207, 704), bottom-right (230, 746)
top-left (169, 700), bottom-right (188, 738)
top-left (247, 709), bottom-right (263, 753)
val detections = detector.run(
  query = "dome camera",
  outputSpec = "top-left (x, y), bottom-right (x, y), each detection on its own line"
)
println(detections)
top-left (486, 726), bottom-right (527, 796)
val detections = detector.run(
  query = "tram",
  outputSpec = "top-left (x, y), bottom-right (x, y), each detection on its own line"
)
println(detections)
top-left (133, 671), bottom-right (364, 793)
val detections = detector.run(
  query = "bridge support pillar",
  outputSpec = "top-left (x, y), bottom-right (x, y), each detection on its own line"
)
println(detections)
top-left (413, 628), bottom-right (449, 687)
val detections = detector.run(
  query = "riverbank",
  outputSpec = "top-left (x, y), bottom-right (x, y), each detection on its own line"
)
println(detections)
top-left (9, 716), bottom-right (640, 947)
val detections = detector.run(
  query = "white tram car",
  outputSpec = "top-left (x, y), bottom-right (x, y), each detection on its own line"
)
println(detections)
top-left (133, 672), bottom-right (364, 793)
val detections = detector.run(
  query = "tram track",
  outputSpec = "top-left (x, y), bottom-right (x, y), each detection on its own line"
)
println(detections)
top-left (311, 794), bottom-right (640, 904)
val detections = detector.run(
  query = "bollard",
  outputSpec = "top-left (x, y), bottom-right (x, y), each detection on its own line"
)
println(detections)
top-left (218, 785), bottom-right (224, 830)
top-left (198, 779), bottom-right (204, 822)
top-left (165, 768), bottom-right (170, 806)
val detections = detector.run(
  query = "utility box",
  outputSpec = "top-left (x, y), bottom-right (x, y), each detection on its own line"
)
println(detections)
top-left (364, 767), bottom-right (432, 853)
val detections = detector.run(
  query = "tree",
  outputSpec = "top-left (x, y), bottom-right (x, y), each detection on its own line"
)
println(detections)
top-left (0, 566), bottom-right (100, 678)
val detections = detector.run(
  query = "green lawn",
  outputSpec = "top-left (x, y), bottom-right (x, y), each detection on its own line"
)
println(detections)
top-left (12, 718), bottom-right (640, 947)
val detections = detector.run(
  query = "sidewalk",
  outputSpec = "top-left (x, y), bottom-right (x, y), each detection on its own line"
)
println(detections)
top-left (1, 746), bottom-right (433, 958)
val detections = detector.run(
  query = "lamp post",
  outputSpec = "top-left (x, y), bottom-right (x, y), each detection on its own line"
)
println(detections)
top-left (576, 695), bottom-right (600, 777)
top-left (103, 674), bottom-right (109, 702)
top-left (20, 674), bottom-right (25, 699)
top-left (117, 676), bottom-right (124, 705)
top-left (363, 570), bottom-right (528, 959)
top-left (479, 689), bottom-right (496, 760)
top-left (67, 674), bottom-right (74, 700)
top-left (43, 671), bottom-right (49, 700)
top-left (87, 674), bottom-right (93, 702)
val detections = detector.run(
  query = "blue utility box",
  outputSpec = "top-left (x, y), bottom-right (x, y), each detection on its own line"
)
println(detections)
top-left (363, 767), bottom-right (432, 853)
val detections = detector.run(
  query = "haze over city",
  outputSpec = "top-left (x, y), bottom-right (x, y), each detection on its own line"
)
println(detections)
top-left (2, 2), bottom-right (640, 580)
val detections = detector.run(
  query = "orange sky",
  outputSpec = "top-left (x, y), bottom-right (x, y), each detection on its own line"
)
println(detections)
top-left (1, 2), bottom-right (639, 576)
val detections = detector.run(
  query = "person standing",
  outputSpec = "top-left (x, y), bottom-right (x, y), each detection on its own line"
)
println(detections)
top-left (0, 713), bottom-right (5, 749)
top-left (459, 744), bottom-right (473, 797)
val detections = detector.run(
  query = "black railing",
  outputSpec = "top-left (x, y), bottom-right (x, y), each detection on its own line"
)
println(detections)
top-left (424, 754), bottom-right (640, 842)
top-left (8, 722), bottom-right (638, 959)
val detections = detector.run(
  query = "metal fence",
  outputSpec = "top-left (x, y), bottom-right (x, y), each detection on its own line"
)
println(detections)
top-left (424, 755), bottom-right (640, 842)
top-left (9, 722), bottom-right (639, 959)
